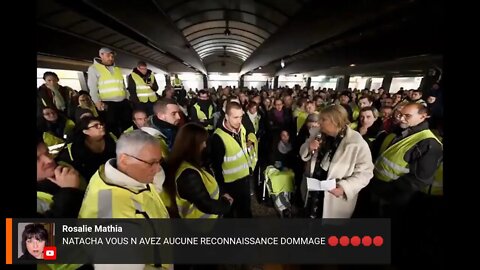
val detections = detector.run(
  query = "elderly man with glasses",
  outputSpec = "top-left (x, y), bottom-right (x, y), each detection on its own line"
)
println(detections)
top-left (79, 129), bottom-right (172, 269)
top-left (80, 129), bottom-right (168, 219)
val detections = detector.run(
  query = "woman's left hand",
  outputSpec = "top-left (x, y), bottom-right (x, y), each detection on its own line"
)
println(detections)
top-left (328, 185), bottom-right (344, 198)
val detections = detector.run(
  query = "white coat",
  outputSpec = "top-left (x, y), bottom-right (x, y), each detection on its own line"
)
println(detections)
top-left (299, 127), bottom-right (374, 218)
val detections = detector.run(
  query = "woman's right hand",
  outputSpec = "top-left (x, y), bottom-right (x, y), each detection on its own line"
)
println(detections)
top-left (308, 138), bottom-right (321, 153)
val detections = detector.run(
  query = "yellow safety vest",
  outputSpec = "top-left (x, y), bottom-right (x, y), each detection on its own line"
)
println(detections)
top-left (296, 111), bottom-right (308, 134)
top-left (252, 115), bottom-right (260, 134)
top-left (131, 73), bottom-right (158, 103)
top-left (37, 191), bottom-right (53, 214)
top-left (43, 119), bottom-right (75, 147)
top-left (349, 121), bottom-right (358, 130)
top-left (246, 133), bottom-right (258, 170)
top-left (123, 126), bottom-right (134, 133)
top-left (175, 162), bottom-right (220, 219)
top-left (214, 127), bottom-right (251, 183)
top-left (264, 166), bottom-right (295, 195)
top-left (375, 130), bottom-right (442, 189)
top-left (79, 164), bottom-right (170, 219)
top-left (193, 103), bottom-right (213, 130)
top-left (351, 103), bottom-right (360, 121)
top-left (172, 77), bottom-right (182, 87)
top-left (79, 165), bottom-right (171, 270)
top-left (93, 63), bottom-right (126, 101)
top-left (152, 135), bottom-right (172, 209)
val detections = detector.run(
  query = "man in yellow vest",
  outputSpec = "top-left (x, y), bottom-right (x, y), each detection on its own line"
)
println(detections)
top-left (79, 130), bottom-right (172, 269)
top-left (189, 89), bottom-right (215, 132)
top-left (127, 61), bottom-right (159, 116)
top-left (211, 102), bottom-right (253, 218)
top-left (37, 134), bottom-right (83, 217)
top-left (369, 103), bottom-right (442, 217)
top-left (171, 74), bottom-right (182, 89)
top-left (87, 47), bottom-right (131, 137)
top-left (123, 109), bottom-right (148, 133)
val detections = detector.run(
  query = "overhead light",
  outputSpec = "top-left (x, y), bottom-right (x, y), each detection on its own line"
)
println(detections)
top-left (281, 59), bottom-right (285, 68)
top-left (258, 66), bottom-right (262, 70)
top-left (350, 64), bottom-right (356, 67)
top-left (224, 28), bottom-right (231, 36)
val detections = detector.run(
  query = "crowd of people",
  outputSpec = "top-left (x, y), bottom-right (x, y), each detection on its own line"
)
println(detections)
top-left (36, 47), bottom-right (444, 269)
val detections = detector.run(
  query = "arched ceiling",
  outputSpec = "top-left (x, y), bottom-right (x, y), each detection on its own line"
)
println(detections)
top-left (37, 0), bottom-right (442, 76)
top-left (154, 0), bottom-right (305, 63)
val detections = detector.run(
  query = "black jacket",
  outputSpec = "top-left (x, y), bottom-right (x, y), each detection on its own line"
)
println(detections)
top-left (37, 84), bottom-right (76, 119)
top-left (56, 135), bottom-right (117, 181)
top-left (370, 121), bottom-right (443, 207)
top-left (127, 68), bottom-right (159, 103)
top-left (149, 116), bottom-right (179, 151)
top-left (37, 179), bottom-right (84, 218)
top-left (18, 251), bottom-right (40, 260)
top-left (267, 108), bottom-right (294, 137)
top-left (177, 169), bottom-right (231, 215)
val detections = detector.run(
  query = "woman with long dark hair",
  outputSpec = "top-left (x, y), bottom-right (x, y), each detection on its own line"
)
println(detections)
top-left (165, 123), bottom-right (233, 219)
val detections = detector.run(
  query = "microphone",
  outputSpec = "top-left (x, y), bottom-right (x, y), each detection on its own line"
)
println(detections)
top-left (311, 133), bottom-right (323, 155)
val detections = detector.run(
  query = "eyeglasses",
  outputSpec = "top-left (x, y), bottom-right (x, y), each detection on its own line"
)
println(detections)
top-left (125, 153), bottom-right (161, 167)
top-left (87, 123), bottom-right (104, 129)
top-left (395, 113), bottom-right (415, 120)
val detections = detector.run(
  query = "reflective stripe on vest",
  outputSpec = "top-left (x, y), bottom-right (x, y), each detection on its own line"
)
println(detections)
top-left (42, 119), bottom-right (75, 147)
top-left (131, 73), bottom-right (158, 103)
top-left (194, 103), bottom-right (213, 130)
top-left (374, 130), bottom-right (441, 182)
top-left (175, 162), bottom-right (219, 219)
top-left (37, 191), bottom-right (53, 214)
top-left (296, 111), bottom-right (308, 134)
top-left (93, 63), bottom-right (126, 100)
top-left (214, 127), bottom-right (250, 183)
top-left (79, 165), bottom-right (170, 219)
top-left (43, 132), bottom-right (65, 148)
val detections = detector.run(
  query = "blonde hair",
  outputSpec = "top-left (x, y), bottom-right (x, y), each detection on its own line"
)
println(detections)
top-left (320, 104), bottom-right (350, 128)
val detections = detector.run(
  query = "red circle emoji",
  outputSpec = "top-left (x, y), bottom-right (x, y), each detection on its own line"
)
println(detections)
top-left (339, 236), bottom-right (349, 246)
top-left (373, 236), bottom-right (384, 247)
top-left (328, 236), bottom-right (338, 247)
top-left (350, 236), bottom-right (361, 246)
top-left (362, 236), bottom-right (372, 247)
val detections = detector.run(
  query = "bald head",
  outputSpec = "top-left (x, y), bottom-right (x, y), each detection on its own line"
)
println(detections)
top-left (398, 103), bottom-right (428, 129)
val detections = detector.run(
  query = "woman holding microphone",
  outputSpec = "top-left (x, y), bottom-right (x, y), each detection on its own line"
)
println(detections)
top-left (299, 104), bottom-right (374, 218)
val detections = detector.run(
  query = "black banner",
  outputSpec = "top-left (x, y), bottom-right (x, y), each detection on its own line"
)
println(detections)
top-left (13, 218), bottom-right (390, 264)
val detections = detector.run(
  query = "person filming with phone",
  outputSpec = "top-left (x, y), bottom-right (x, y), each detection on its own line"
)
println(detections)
top-left (299, 104), bottom-right (374, 218)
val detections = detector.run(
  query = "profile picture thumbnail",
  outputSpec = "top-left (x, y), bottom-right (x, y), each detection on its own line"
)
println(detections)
top-left (18, 223), bottom-right (55, 260)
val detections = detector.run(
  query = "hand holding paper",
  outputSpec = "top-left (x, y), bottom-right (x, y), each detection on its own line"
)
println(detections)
top-left (306, 178), bottom-right (336, 191)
